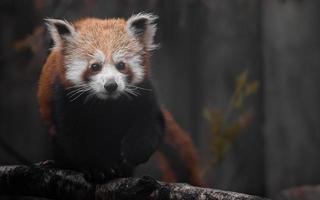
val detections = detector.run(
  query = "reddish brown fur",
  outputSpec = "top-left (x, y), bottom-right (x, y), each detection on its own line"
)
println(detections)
top-left (121, 65), bottom-right (134, 83)
top-left (38, 51), bottom-right (70, 125)
top-left (162, 109), bottom-right (204, 186)
top-left (70, 18), bottom-right (145, 67)
top-left (142, 51), bottom-right (151, 78)
top-left (155, 151), bottom-right (177, 182)
top-left (81, 67), bottom-right (91, 82)
top-left (38, 16), bottom-right (202, 186)
top-left (38, 17), bottom-right (148, 124)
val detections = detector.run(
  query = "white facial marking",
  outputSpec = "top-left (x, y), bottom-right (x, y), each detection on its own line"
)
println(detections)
top-left (89, 64), bottom-right (126, 99)
top-left (128, 55), bottom-right (144, 83)
top-left (90, 49), bottom-right (105, 64)
top-left (65, 58), bottom-right (87, 84)
top-left (113, 50), bottom-right (144, 84)
top-left (65, 49), bottom-right (144, 100)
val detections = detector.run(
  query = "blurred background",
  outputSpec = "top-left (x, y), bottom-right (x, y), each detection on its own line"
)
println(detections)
top-left (0, 0), bottom-right (320, 198)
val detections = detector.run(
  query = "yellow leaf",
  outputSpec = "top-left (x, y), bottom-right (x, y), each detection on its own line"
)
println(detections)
top-left (203, 108), bottom-right (213, 121)
top-left (224, 122), bottom-right (239, 139)
top-left (245, 81), bottom-right (260, 96)
top-left (236, 70), bottom-right (248, 89)
top-left (233, 93), bottom-right (244, 109)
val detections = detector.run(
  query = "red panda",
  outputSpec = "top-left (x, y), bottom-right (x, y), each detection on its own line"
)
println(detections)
top-left (38, 13), bottom-right (203, 185)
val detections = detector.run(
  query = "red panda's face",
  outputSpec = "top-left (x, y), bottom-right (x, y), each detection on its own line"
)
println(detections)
top-left (46, 14), bottom-right (157, 100)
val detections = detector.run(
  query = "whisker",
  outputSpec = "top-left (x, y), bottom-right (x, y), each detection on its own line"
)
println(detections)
top-left (67, 88), bottom-right (91, 98)
top-left (66, 86), bottom-right (90, 96)
top-left (66, 85), bottom-right (90, 93)
top-left (121, 91), bottom-right (133, 100)
top-left (66, 88), bottom-right (86, 96)
top-left (129, 89), bottom-right (140, 96)
top-left (68, 88), bottom-right (91, 102)
top-left (126, 85), bottom-right (152, 91)
top-left (66, 84), bottom-right (88, 90)
top-left (69, 92), bottom-right (86, 102)
top-left (125, 88), bottom-right (139, 97)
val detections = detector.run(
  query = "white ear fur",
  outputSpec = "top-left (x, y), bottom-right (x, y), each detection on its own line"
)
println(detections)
top-left (45, 18), bottom-right (76, 48)
top-left (126, 13), bottom-right (158, 51)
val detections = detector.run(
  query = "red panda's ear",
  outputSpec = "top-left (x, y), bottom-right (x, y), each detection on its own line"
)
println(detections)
top-left (126, 13), bottom-right (158, 51)
top-left (45, 18), bottom-right (76, 48)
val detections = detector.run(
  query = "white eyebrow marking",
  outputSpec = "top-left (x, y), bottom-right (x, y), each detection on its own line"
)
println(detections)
top-left (90, 49), bottom-right (105, 63)
top-left (112, 50), bottom-right (127, 62)
top-left (113, 50), bottom-right (144, 83)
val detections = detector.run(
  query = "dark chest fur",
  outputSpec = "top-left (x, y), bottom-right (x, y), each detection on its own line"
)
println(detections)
top-left (51, 78), bottom-right (163, 171)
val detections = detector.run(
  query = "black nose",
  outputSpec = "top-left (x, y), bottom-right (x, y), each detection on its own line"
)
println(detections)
top-left (104, 82), bottom-right (118, 93)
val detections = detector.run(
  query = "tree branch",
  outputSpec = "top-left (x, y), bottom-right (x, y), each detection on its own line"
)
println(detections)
top-left (0, 164), bottom-right (268, 200)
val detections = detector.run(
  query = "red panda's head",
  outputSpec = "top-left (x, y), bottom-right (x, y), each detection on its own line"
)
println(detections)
top-left (46, 13), bottom-right (157, 100)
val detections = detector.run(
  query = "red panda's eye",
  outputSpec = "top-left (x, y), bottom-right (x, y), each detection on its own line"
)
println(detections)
top-left (115, 61), bottom-right (126, 71)
top-left (90, 63), bottom-right (102, 72)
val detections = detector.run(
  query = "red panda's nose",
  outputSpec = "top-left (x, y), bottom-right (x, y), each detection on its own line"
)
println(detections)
top-left (104, 81), bottom-right (118, 93)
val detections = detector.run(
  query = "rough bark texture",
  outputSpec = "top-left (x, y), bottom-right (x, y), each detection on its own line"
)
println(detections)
top-left (0, 164), bottom-right (267, 200)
